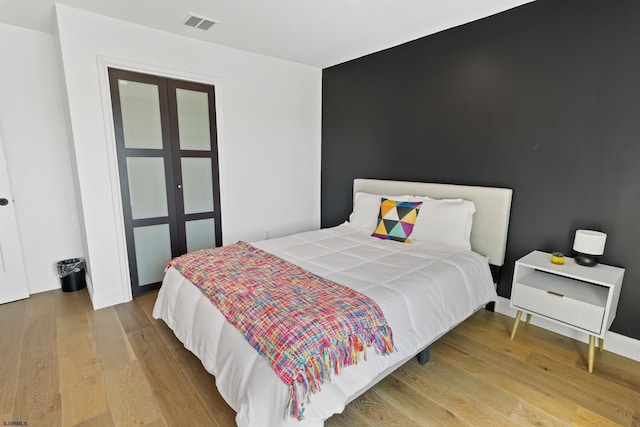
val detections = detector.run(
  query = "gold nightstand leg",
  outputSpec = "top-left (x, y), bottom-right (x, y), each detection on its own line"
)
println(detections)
top-left (598, 337), bottom-right (604, 352)
top-left (588, 335), bottom-right (595, 373)
top-left (525, 313), bottom-right (532, 325)
top-left (510, 310), bottom-right (523, 340)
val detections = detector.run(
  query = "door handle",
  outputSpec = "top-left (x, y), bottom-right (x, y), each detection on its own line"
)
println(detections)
top-left (0, 198), bottom-right (8, 206)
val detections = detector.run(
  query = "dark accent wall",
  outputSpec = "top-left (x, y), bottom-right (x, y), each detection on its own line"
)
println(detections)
top-left (321, 0), bottom-right (640, 340)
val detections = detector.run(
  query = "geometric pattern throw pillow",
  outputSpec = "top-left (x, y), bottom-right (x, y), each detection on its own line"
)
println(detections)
top-left (372, 198), bottom-right (423, 243)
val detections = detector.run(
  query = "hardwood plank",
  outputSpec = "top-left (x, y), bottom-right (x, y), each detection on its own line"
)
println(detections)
top-left (342, 387), bottom-right (420, 427)
top-left (91, 307), bottom-right (136, 371)
top-left (89, 298), bottom-right (156, 427)
top-left (375, 372), bottom-right (467, 426)
top-left (574, 406), bottom-right (626, 427)
top-left (579, 348), bottom-right (640, 394)
top-left (423, 353), bottom-right (519, 417)
top-left (24, 290), bottom-right (56, 319)
top-left (441, 329), bottom-right (579, 418)
top-left (100, 360), bottom-right (165, 426)
top-left (141, 298), bottom-right (233, 418)
top-left (4, 291), bottom-right (639, 426)
top-left (72, 410), bottom-right (115, 427)
top-left (537, 349), bottom-right (640, 407)
top-left (393, 359), bottom-right (517, 426)
top-left (124, 321), bottom-right (218, 426)
top-left (144, 418), bottom-right (168, 427)
top-left (325, 402), bottom-right (376, 427)
top-left (441, 329), bottom-right (633, 426)
top-left (136, 292), bottom-right (236, 425)
top-left (12, 315), bottom-right (61, 426)
top-left (114, 298), bottom-right (153, 334)
top-left (325, 407), bottom-right (370, 427)
top-left (55, 288), bottom-right (93, 341)
top-left (526, 352), bottom-right (635, 425)
top-left (56, 291), bottom-right (110, 426)
top-left (463, 310), bottom-right (581, 366)
top-left (134, 292), bottom-right (158, 315)
top-left (136, 294), bottom-right (185, 355)
top-left (0, 298), bottom-right (27, 415)
top-left (508, 400), bottom-right (570, 427)
top-left (337, 400), bottom-right (375, 426)
top-left (433, 339), bottom-right (580, 424)
top-left (57, 333), bottom-right (110, 426)
top-left (456, 311), bottom-right (533, 362)
top-left (149, 315), bottom-right (236, 426)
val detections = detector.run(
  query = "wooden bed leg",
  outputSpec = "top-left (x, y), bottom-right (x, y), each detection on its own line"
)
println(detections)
top-left (418, 347), bottom-right (431, 365)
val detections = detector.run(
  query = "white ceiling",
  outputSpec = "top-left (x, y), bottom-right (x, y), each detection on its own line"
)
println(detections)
top-left (0, 0), bottom-right (532, 68)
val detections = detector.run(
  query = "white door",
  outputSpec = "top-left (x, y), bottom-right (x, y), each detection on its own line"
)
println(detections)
top-left (0, 131), bottom-right (29, 304)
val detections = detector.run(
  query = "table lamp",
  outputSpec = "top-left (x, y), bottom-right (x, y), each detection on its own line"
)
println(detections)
top-left (573, 230), bottom-right (606, 267)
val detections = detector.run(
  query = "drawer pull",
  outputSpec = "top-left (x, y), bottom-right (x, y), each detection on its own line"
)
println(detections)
top-left (547, 290), bottom-right (564, 297)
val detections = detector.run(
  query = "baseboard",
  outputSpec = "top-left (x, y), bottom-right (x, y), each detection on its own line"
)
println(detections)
top-left (89, 277), bottom-right (131, 310)
top-left (495, 296), bottom-right (640, 363)
top-left (27, 274), bottom-right (60, 294)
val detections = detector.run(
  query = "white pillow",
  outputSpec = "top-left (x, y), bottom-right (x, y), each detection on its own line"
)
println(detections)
top-left (409, 196), bottom-right (475, 250)
top-left (349, 192), bottom-right (412, 232)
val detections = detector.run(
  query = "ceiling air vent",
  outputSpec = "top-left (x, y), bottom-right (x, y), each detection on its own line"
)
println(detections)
top-left (183, 14), bottom-right (217, 31)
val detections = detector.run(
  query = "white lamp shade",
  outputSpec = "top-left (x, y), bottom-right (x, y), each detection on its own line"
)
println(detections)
top-left (573, 230), bottom-right (606, 256)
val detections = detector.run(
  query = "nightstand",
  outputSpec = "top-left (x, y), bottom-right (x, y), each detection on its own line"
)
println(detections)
top-left (509, 250), bottom-right (624, 373)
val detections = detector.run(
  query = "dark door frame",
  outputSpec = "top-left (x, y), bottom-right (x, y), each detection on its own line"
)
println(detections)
top-left (108, 68), bottom-right (222, 296)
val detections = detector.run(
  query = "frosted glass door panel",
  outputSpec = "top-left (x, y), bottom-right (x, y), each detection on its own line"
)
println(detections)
top-left (176, 89), bottom-right (211, 151)
top-left (127, 157), bottom-right (168, 219)
top-left (109, 68), bottom-right (221, 296)
top-left (133, 224), bottom-right (172, 286)
top-left (186, 219), bottom-right (216, 252)
top-left (119, 80), bottom-right (163, 149)
top-left (181, 158), bottom-right (213, 214)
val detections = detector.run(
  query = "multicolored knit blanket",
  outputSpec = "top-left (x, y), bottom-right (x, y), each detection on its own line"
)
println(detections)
top-left (167, 241), bottom-right (395, 420)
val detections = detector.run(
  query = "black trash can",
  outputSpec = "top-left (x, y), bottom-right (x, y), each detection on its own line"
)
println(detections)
top-left (56, 258), bottom-right (86, 292)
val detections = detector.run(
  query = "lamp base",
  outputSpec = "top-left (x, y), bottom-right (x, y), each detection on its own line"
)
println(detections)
top-left (575, 253), bottom-right (598, 267)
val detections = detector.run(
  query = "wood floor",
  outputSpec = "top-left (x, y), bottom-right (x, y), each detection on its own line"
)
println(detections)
top-left (1, 289), bottom-right (638, 426)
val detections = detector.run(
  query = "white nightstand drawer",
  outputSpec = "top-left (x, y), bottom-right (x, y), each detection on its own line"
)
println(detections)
top-left (512, 279), bottom-right (606, 334)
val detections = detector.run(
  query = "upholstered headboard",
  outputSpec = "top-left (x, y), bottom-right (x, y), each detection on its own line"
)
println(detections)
top-left (353, 179), bottom-right (513, 267)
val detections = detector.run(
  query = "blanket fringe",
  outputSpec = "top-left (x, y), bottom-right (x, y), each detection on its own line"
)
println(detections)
top-left (284, 326), bottom-right (395, 421)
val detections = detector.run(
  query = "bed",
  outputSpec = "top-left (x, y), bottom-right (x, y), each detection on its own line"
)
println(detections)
top-left (153, 178), bottom-right (513, 426)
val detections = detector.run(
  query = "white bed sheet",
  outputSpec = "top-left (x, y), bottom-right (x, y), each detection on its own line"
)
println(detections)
top-left (152, 222), bottom-right (497, 426)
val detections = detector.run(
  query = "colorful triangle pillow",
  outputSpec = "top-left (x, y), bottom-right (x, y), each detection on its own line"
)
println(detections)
top-left (372, 198), bottom-right (423, 243)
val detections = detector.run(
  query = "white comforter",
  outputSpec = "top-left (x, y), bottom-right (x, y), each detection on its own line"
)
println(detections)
top-left (153, 223), bottom-right (497, 426)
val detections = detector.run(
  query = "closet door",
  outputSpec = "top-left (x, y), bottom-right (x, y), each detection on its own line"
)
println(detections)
top-left (108, 69), bottom-right (221, 296)
top-left (168, 80), bottom-right (222, 255)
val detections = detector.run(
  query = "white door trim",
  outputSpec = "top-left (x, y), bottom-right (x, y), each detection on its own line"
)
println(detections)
top-left (93, 55), bottom-right (225, 308)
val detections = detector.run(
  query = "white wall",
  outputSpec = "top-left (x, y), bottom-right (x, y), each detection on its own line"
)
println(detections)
top-left (0, 23), bottom-right (84, 294)
top-left (54, 5), bottom-right (322, 309)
